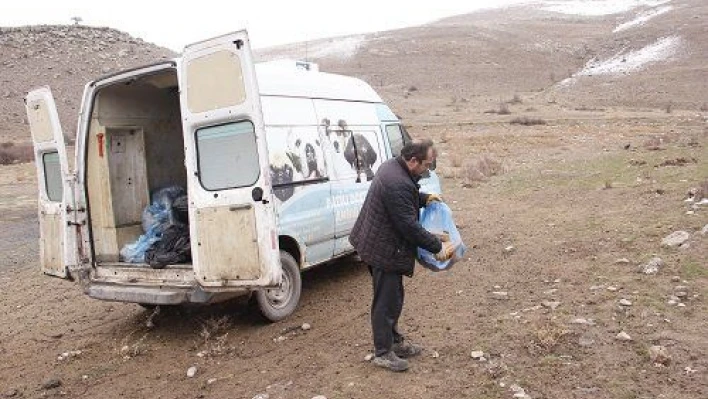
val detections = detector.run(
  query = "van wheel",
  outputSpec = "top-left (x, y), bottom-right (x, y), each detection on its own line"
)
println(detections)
top-left (255, 251), bottom-right (301, 322)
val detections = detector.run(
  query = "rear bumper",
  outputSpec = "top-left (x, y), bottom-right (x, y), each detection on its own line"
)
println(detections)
top-left (87, 283), bottom-right (247, 305)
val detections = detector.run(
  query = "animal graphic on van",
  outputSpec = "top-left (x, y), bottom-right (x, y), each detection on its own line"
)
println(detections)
top-left (343, 132), bottom-right (377, 182)
top-left (270, 152), bottom-right (296, 202)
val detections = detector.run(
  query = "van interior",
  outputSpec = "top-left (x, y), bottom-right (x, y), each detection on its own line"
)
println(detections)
top-left (85, 68), bottom-right (189, 267)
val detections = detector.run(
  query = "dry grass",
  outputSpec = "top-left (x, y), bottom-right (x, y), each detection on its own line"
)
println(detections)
top-left (510, 116), bottom-right (547, 126)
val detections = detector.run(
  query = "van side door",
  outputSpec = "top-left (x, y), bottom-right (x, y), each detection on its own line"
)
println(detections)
top-left (25, 87), bottom-right (76, 278)
top-left (178, 31), bottom-right (281, 288)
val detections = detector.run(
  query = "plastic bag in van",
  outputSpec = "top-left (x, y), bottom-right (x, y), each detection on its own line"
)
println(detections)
top-left (120, 186), bottom-right (187, 263)
top-left (417, 201), bottom-right (467, 272)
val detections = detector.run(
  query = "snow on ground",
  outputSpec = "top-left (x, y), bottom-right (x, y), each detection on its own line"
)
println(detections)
top-left (560, 36), bottom-right (682, 85)
top-left (307, 35), bottom-right (366, 60)
top-left (540, 0), bottom-right (671, 16)
top-left (614, 5), bottom-right (673, 32)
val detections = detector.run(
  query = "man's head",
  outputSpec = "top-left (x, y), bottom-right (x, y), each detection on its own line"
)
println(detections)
top-left (401, 139), bottom-right (435, 177)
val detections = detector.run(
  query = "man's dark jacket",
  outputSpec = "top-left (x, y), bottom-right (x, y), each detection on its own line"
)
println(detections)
top-left (349, 156), bottom-right (442, 276)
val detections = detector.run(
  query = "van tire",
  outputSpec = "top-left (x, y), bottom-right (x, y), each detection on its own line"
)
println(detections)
top-left (255, 251), bottom-right (301, 322)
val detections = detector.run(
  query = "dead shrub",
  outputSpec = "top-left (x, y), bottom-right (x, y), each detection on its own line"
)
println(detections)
top-left (498, 102), bottom-right (511, 115)
top-left (199, 315), bottom-right (232, 357)
top-left (530, 323), bottom-right (571, 354)
top-left (450, 154), bottom-right (462, 168)
top-left (0, 143), bottom-right (33, 165)
top-left (699, 103), bottom-right (707, 112)
top-left (510, 117), bottom-right (547, 126)
top-left (508, 94), bottom-right (523, 104)
top-left (462, 155), bottom-right (503, 185)
top-left (643, 136), bottom-right (664, 151)
top-left (665, 102), bottom-right (673, 114)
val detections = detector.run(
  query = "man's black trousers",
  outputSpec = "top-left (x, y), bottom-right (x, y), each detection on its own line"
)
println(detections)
top-left (369, 265), bottom-right (405, 356)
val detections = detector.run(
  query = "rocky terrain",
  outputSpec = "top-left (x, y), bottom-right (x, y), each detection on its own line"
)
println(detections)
top-left (0, 1), bottom-right (706, 398)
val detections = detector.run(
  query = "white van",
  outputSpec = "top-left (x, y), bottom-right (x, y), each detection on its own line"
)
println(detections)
top-left (26, 30), bottom-right (441, 321)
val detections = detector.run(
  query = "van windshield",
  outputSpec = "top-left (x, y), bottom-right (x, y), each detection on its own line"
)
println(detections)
top-left (196, 120), bottom-right (260, 190)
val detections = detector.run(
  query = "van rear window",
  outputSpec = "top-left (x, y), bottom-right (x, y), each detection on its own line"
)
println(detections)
top-left (42, 151), bottom-right (63, 202)
top-left (195, 121), bottom-right (260, 190)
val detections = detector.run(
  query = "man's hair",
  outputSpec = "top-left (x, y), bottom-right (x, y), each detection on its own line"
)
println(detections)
top-left (401, 139), bottom-right (435, 161)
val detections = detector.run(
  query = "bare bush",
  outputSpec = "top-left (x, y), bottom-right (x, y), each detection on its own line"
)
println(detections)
top-left (450, 154), bottom-right (462, 168)
top-left (462, 155), bottom-right (504, 185)
top-left (510, 117), bottom-right (547, 126)
top-left (498, 102), bottom-right (511, 115)
top-left (0, 143), bottom-right (33, 165)
top-left (643, 136), bottom-right (664, 151)
top-left (699, 103), bottom-right (708, 112)
top-left (665, 102), bottom-right (673, 114)
top-left (508, 94), bottom-right (523, 104)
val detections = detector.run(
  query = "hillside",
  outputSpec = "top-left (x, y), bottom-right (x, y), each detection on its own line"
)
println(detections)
top-left (0, 25), bottom-right (175, 143)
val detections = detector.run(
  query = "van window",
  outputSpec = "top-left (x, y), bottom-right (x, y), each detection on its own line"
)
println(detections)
top-left (43, 151), bottom-right (63, 202)
top-left (385, 124), bottom-right (405, 157)
top-left (196, 121), bottom-right (259, 190)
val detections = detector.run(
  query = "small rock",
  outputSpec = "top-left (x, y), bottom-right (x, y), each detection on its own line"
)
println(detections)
top-left (674, 285), bottom-right (689, 292)
top-left (503, 245), bottom-right (515, 254)
top-left (671, 276), bottom-right (681, 282)
top-left (677, 303), bottom-right (686, 308)
top-left (3, 389), bottom-right (18, 398)
top-left (544, 288), bottom-right (558, 295)
top-left (639, 257), bottom-right (664, 275)
top-left (207, 378), bottom-right (218, 385)
top-left (616, 331), bottom-right (632, 341)
top-left (661, 231), bottom-right (690, 248)
top-left (364, 353), bottom-right (374, 361)
top-left (554, 278), bottom-right (561, 283)
top-left (649, 345), bottom-right (671, 366)
top-left (41, 378), bottom-right (62, 390)
top-left (685, 366), bottom-right (697, 374)
top-left (431, 351), bottom-right (439, 358)
top-left (675, 291), bottom-right (688, 298)
top-left (301, 323), bottom-right (311, 331)
top-left (578, 337), bottom-right (595, 347)
top-left (542, 301), bottom-right (561, 310)
top-left (312, 396), bottom-right (327, 399)
top-left (252, 394), bottom-right (269, 399)
top-left (607, 286), bottom-right (619, 292)
top-left (470, 350), bottom-right (485, 359)
top-left (619, 299), bottom-right (632, 306)
top-left (187, 366), bottom-right (197, 378)
top-left (491, 291), bottom-right (509, 300)
top-left (590, 285), bottom-right (604, 291)
top-left (701, 224), bottom-right (708, 235)
top-left (614, 258), bottom-right (631, 265)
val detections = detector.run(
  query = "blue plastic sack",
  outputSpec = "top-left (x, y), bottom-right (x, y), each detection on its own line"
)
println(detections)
top-left (120, 186), bottom-right (186, 263)
top-left (417, 201), bottom-right (467, 272)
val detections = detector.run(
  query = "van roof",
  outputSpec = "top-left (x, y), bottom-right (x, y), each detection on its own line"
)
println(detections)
top-left (255, 60), bottom-right (383, 103)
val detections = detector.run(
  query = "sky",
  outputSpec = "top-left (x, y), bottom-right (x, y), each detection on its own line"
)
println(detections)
top-left (0, 0), bottom-right (532, 51)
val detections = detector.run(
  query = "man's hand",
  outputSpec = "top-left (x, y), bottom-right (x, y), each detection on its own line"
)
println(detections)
top-left (426, 193), bottom-right (442, 205)
top-left (434, 241), bottom-right (456, 262)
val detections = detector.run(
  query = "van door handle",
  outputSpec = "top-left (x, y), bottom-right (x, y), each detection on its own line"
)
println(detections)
top-left (229, 204), bottom-right (252, 211)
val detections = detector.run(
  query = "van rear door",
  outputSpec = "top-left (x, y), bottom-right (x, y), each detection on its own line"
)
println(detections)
top-left (179, 31), bottom-right (281, 288)
top-left (25, 87), bottom-right (75, 278)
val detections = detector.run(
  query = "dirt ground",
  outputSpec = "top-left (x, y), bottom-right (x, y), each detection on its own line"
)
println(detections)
top-left (0, 108), bottom-right (706, 399)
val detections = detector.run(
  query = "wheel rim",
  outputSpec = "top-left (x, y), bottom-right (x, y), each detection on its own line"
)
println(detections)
top-left (263, 264), bottom-right (293, 309)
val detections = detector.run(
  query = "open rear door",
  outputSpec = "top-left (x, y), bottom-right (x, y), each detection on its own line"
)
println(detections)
top-left (179, 31), bottom-right (281, 288)
top-left (25, 87), bottom-right (74, 278)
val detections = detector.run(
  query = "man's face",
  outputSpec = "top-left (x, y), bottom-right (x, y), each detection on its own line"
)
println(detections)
top-left (411, 148), bottom-right (435, 177)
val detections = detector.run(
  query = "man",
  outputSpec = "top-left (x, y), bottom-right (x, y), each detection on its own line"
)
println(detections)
top-left (350, 139), bottom-right (456, 372)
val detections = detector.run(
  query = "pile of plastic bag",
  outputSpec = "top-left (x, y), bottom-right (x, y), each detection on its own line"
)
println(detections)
top-left (417, 201), bottom-right (467, 272)
top-left (120, 186), bottom-right (191, 268)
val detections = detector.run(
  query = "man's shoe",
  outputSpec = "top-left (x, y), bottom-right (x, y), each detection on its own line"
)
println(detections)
top-left (372, 351), bottom-right (409, 372)
top-left (392, 341), bottom-right (423, 358)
